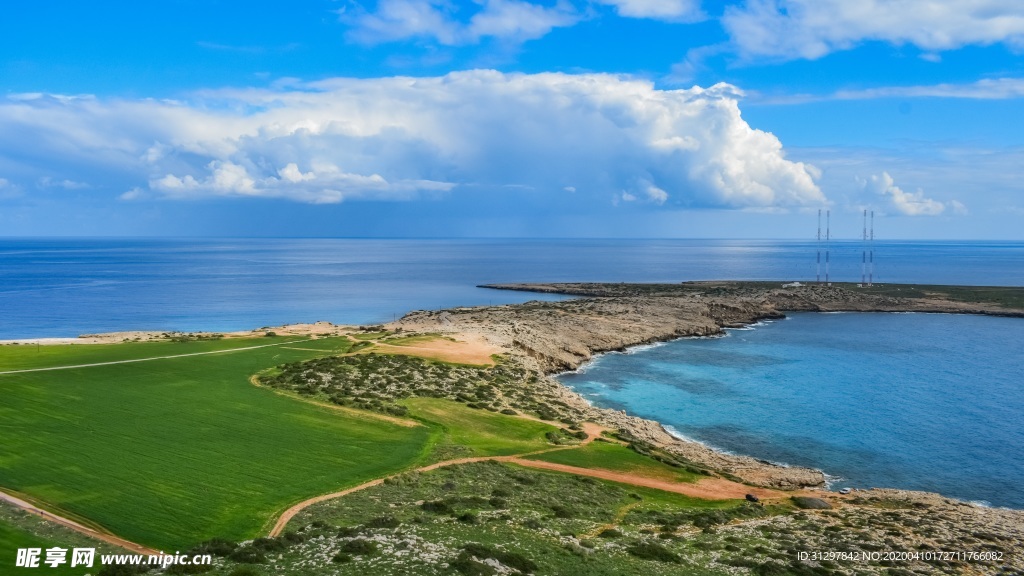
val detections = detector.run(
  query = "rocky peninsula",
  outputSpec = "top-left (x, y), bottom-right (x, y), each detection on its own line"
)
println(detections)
top-left (394, 281), bottom-right (1024, 492)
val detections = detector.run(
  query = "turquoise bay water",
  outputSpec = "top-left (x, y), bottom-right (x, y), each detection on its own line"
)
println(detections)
top-left (559, 313), bottom-right (1024, 508)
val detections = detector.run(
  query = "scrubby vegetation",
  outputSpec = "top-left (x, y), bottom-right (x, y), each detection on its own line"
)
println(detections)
top-left (260, 352), bottom-right (584, 423)
top-left (102, 460), bottom-right (1018, 575)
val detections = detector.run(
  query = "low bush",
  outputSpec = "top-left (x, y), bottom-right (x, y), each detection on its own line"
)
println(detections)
top-left (339, 539), bottom-right (378, 556)
top-left (626, 541), bottom-right (681, 563)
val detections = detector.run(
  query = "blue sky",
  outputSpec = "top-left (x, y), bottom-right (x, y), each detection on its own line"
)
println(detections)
top-left (2, 0), bottom-right (1023, 239)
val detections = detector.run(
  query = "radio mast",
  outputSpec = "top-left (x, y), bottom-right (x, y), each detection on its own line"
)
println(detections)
top-left (869, 210), bottom-right (875, 286)
top-left (825, 210), bottom-right (831, 286)
top-left (816, 209), bottom-right (822, 283)
top-left (862, 209), bottom-right (867, 285)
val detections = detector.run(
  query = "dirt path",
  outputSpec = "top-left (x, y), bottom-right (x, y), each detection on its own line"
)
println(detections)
top-left (504, 459), bottom-right (785, 500)
top-left (267, 421), bottom-right (775, 536)
top-left (0, 338), bottom-right (313, 375)
top-left (0, 489), bottom-right (159, 555)
top-left (268, 423), bottom-right (606, 536)
top-left (583, 500), bottom-right (643, 538)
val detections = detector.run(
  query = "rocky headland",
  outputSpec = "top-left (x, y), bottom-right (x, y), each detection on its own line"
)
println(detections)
top-left (393, 281), bottom-right (1024, 494)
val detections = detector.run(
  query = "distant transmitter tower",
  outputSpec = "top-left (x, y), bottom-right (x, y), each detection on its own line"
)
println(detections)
top-left (869, 210), bottom-right (875, 286)
top-left (816, 209), bottom-right (822, 283)
top-left (862, 209), bottom-right (868, 285)
top-left (825, 209), bottom-right (831, 285)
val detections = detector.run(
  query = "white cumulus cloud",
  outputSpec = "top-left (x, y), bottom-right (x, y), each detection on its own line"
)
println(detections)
top-left (344, 0), bottom-right (578, 45)
top-left (723, 0), bottom-right (1024, 61)
top-left (595, 0), bottom-right (703, 22)
top-left (0, 71), bottom-right (824, 210)
top-left (863, 172), bottom-right (950, 216)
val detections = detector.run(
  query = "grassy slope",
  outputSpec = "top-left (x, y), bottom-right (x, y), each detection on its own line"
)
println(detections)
top-left (404, 397), bottom-right (558, 458)
top-left (0, 337), bottom-right (430, 550)
top-left (524, 441), bottom-right (703, 483)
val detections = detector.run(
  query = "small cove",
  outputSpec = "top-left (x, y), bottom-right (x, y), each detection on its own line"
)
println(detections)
top-left (558, 312), bottom-right (1024, 508)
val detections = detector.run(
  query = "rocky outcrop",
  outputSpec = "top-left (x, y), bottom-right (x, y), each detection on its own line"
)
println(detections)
top-left (393, 282), bottom-right (1024, 493)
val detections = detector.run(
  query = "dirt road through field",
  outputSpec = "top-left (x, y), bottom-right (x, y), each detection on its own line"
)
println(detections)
top-left (0, 490), bottom-right (159, 555)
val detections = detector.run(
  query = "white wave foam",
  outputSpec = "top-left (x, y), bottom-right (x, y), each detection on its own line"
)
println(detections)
top-left (663, 425), bottom-right (738, 456)
top-left (623, 341), bottom-right (667, 354)
top-left (726, 319), bottom-right (777, 331)
top-left (822, 473), bottom-right (845, 491)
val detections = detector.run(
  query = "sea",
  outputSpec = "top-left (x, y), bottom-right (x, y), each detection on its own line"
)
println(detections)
top-left (3, 238), bottom-right (1023, 506)
top-left (558, 313), bottom-right (1024, 508)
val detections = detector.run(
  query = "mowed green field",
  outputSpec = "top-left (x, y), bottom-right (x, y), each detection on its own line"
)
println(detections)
top-left (403, 397), bottom-right (558, 457)
top-left (524, 441), bottom-right (704, 483)
top-left (0, 337), bottom-right (431, 550)
top-left (0, 336), bottom-right (304, 372)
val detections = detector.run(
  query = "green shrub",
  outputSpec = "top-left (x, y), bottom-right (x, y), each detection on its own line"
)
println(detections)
top-left (450, 555), bottom-right (497, 576)
top-left (187, 538), bottom-right (237, 557)
top-left (339, 539), bottom-right (378, 555)
top-left (626, 541), bottom-right (681, 563)
top-left (227, 548), bottom-right (266, 564)
top-left (550, 505), bottom-right (574, 519)
top-left (250, 537), bottom-right (287, 552)
top-left (421, 500), bottom-right (454, 514)
top-left (337, 525), bottom-right (362, 537)
top-left (462, 543), bottom-right (538, 574)
top-left (365, 515), bottom-right (401, 529)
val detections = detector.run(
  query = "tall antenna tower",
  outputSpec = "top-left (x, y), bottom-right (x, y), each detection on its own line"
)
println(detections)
top-left (816, 209), bottom-right (822, 283)
top-left (825, 209), bottom-right (831, 286)
top-left (861, 209), bottom-right (867, 285)
top-left (869, 210), bottom-right (875, 286)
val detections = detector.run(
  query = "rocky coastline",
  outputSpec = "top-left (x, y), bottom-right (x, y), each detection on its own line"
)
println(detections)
top-left (393, 281), bottom-right (1024, 493)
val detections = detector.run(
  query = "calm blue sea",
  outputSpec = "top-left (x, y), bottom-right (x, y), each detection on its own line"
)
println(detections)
top-left (1, 238), bottom-right (1022, 339)
top-left (559, 313), bottom-right (1024, 508)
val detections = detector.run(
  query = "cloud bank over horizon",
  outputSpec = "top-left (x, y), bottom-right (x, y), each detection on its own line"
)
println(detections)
top-left (0, 71), bottom-right (826, 212)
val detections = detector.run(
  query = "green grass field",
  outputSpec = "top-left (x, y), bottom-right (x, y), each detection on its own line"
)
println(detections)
top-left (0, 337), bottom-right (431, 550)
top-left (524, 441), bottom-right (704, 483)
top-left (403, 397), bottom-right (558, 458)
top-left (0, 336), bottom-right (326, 372)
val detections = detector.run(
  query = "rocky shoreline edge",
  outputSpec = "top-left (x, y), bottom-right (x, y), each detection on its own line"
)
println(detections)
top-left (393, 281), bottom-right (1024, 501)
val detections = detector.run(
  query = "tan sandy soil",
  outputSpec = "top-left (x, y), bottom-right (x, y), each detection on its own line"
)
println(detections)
top-left (369, 333), bottom-right (501, 366)
top-left (505, 459), bottom-right (784, 501)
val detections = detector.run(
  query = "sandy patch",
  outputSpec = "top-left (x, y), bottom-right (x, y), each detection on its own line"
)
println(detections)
top-left (371, 333), bottom-right (501, 365)
top-left (505, 459), bottom-right (785, 501)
